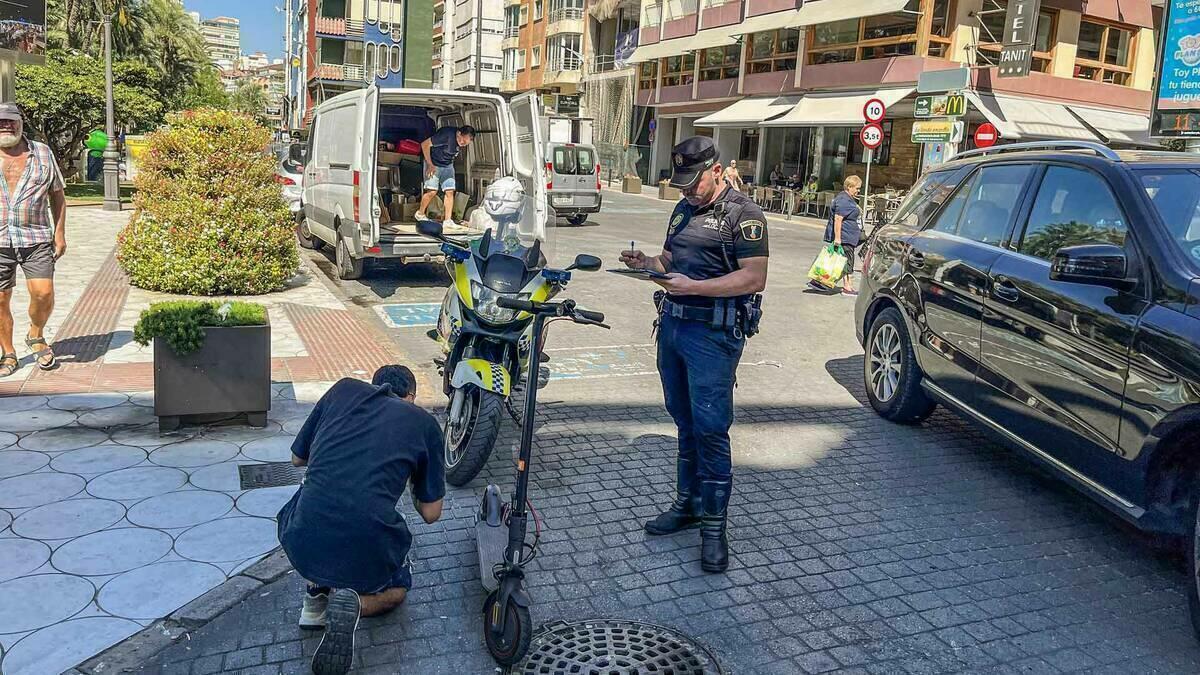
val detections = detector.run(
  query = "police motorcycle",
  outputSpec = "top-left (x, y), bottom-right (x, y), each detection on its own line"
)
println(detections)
top-left (417, 177), bottom-right (602, 486)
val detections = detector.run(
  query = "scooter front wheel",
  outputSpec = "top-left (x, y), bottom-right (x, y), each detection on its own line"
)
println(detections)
top-left (445, 388), bottom-right (504, 487)
top-left (483, 590), bottom-right (532, 666)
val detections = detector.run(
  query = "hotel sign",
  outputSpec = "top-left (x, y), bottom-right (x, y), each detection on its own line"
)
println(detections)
top-left (998, 0), bottom-right (1043, 78)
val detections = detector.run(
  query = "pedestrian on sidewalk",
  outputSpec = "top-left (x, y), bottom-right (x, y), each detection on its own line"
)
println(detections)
top-left (620, 136), bottom-right (769, 574)
top-left (722, 160), bottom-right (745, 193)
top-left (276, 366), bottom-right (445, 675)
top-left (0, 102), bottom-right (65, 378)
top-left (814, 175), bottom-right (862, 297)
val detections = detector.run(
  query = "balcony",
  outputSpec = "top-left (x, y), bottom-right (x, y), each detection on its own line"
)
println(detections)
top-left (502, 26), bottom-right (520, 50)
top-left (544, 56), bottom-right (583, 87)
top-left (500, 78), bottom-right (519, 92)
top-left (315, 16), bottom-right (364, 38)
top-left (586, 54), bottom-right (634, 76)
top-left (313, 63), bottom-right (365, 81)
top-left (547, 7), bottom-right (584, 36)
top-left (505, 0), bottom-right (522, 6)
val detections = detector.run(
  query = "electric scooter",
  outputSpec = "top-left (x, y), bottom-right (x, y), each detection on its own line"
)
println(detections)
top-left (475, 293), bottom-right (608, 666)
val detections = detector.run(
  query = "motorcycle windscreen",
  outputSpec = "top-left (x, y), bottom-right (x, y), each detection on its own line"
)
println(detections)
top-left (466, 193), bottom-right (560, 269)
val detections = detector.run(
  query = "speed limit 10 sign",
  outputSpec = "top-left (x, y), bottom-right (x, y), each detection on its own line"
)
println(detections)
top-left (863, 98), bottom-right (887, 124)
top-left (860, 123), bottom-right (885, 149)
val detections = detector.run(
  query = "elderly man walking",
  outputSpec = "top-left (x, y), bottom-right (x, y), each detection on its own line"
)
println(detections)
top-left (0, 102), bottom-right (66, 377)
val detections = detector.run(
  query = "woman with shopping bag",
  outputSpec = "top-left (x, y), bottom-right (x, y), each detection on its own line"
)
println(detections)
top-left (821, 175), bottom-right (863, 296)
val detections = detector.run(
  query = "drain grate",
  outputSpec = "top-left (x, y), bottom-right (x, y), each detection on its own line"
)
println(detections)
top-left (238, 462), bottom-right (306, 490)
top-left (517, 619), bottom-right (724, 675)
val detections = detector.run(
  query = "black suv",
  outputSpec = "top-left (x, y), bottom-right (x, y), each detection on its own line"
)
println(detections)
top-left (855, 141), bottom-right (1200, 633)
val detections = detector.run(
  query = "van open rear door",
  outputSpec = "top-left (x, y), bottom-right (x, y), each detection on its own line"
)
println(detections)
top-left (361, 85), bottom-right (381, 247)
top-left (509, 91), bottom-right (548, 239)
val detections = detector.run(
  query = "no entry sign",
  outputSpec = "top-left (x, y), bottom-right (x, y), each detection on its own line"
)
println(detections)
top-left (974, 122), bottom-right (999, 148)
top-left (860, 123), bottom-right (885, 150)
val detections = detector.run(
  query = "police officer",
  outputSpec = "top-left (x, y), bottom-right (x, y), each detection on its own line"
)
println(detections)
top-left (620, 137), bottom-right (768, 573)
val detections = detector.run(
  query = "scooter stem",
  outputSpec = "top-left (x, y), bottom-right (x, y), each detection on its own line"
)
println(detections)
top-left (504, 312), bottom-right (546, 565)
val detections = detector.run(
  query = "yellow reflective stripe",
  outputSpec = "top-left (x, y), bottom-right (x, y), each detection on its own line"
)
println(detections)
top-left (454, 263), bottom-right (473, 310)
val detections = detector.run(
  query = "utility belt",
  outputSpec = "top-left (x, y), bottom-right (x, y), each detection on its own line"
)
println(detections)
top-left (654, 292), bottom-right (763, 339)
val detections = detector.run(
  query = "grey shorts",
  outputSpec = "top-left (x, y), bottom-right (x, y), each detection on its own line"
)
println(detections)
top-left (0, 243), bottom-right (55, 291)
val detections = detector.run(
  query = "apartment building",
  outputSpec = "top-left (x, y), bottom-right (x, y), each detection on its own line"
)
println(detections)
top-left (200, 16), bottom-right (241, 65)
top-left (583, 0), bottom-right (643, 167)
top-left (287, 0), bottom-right (434, 127)
top-left (501, 0), bottom-right (587, 114)
top-left (432, 0), bottom-right (504, 91)
top-left (628, 0), bottom-right (1160, 188)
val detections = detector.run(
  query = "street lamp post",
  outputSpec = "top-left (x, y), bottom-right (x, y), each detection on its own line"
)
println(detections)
top-left (102, 14), bottom-right (121, 212)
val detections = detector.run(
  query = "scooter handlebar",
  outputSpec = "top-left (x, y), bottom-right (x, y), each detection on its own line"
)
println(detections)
top-left (574, 308), bottom-right (605, 323)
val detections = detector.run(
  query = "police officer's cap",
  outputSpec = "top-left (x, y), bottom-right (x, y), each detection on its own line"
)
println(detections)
top-left (669, 136), bottom-right (721, 189)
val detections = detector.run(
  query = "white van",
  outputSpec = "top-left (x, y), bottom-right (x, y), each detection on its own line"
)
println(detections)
top-left (298, 87), bottom-right (548, 279)
top-left (546, 142), bottom-right (601, 226)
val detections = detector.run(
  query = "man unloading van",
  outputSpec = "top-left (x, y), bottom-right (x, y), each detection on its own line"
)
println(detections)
top-left (415, 125), bottom-right (475, 226)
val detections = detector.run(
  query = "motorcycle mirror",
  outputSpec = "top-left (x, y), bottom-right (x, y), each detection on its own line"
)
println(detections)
top-left (416, 219), bottom-right (444, 240)
top-left (567, 254), bottom-right (602, 272)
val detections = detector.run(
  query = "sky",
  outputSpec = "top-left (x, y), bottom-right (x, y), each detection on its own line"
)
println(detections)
top-left (184, 0), bottom-right (286, 60)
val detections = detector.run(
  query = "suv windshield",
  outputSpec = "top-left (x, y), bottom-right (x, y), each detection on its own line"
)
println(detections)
top-left (1138, 170), bottom-right (1200, 270)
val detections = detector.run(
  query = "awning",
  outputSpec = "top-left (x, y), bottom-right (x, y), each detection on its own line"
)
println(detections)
top-left (965, 92), bottom-right (1101, 142)
top-left (695, 95), bottom-right (800, 127)
top-left (732, 0), bottom-right (910, 36)
top-left (1068, 106), bottom-right (1158, 148)
top-left (762, 88), bottom-right (914, 127)
top-left (625, 28), bottom-right (736, 64)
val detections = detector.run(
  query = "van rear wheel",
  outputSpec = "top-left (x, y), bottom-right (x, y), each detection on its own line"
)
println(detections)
top-left (335, 234), bottom-right (364, 281)
top-left (567, 214), bottom-right (588, 226)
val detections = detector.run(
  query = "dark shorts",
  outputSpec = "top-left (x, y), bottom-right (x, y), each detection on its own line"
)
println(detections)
top-left (841, 244), bottom-right (856, 277)
top-left (0, 243), bottom-right (55, 291)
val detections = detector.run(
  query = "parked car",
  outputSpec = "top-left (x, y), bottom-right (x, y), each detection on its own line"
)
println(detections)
top-left (299, 87), bottom-right (549, 280)
top-left (275, 143), bottom-right (304, 217)
top-left (546, 141), bottom-right (601, 226)
top-left (855, 141), bottom-right (1200, 634)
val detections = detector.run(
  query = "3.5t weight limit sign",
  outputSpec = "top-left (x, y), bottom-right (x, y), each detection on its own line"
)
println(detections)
top-left (860, 123), bottom-right (885, 149)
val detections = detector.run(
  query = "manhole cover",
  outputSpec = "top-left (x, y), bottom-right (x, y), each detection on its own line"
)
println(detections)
top-left (238, 462), bottom-right (305, 489)
top-left (516, 619), bottom-right (724, 674)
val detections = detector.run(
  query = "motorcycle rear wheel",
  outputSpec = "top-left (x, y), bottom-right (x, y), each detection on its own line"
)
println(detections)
top-left (445, 387), bottom-right (504, 486)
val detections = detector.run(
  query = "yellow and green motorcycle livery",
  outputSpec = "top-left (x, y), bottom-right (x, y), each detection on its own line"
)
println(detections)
top-left (418, 189), bottom-right (598, 486)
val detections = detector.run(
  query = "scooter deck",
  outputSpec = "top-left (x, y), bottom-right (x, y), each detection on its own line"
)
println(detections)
top-left (477, 519), bottom-right (507, 593)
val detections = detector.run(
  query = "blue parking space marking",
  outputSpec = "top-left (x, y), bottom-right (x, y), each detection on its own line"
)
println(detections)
top-left (546, 344), bottom-right (657, 380)
top-left (377, 303), bottom-right (442, 329)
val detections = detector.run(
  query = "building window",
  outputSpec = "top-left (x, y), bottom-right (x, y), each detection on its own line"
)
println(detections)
top-left (638, 60), bottom-right (657, 89)
top-left (928, 0), bottom-right (954, 57)
top-left (548, 33), bottom-right (582, 70)
top-left (643, 2), bottom-right (661, 27)
top-left (699, 44), bottom-right (739, 81)
top-left (748, 29), bottom-right (799, 74)
top-left (660, 53), bottom-right (694, 87)
top-left (975, 2), bottom-right (1055, 73)
top-left (807, 0), bottom-right (920, 65)
top-left (535, 0), bottom-right (543, 21)
top-left (517, 49), bottom-right (526, 71)
top-left (1075, 20), bottom-right (1134, 86)
top-left (520, 5), bottom-right (529, 25)
top-left (532, 46), bottom-right (541, 67)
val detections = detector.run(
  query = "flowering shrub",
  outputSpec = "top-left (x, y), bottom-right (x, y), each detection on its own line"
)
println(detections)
top-left (117, 109), bottom-right (298, 295)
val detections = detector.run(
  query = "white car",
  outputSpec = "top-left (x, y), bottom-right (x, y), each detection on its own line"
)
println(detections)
top-left (275, 144), bottom-right (304, 216)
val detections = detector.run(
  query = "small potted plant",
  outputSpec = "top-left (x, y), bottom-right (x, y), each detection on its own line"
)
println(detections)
top-left (134, 300), bottom-right (271, 431)
top-left (658, 180), bottom-right (680, 201)
top-left (621, 173), bottom-right (642, 194)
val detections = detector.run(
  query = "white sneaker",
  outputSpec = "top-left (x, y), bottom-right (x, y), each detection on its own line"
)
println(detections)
top-left (443, 219), bottom-right (455, 229)
top-left (311, 589), bottom-right (360, 675)
top-left (414, 211), bottom-right (428, 221)
top-left (299, 587), bottom-right (329, 630)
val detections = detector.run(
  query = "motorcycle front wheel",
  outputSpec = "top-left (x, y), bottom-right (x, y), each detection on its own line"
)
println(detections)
top-left (445, 387), bottom-right (505, 486)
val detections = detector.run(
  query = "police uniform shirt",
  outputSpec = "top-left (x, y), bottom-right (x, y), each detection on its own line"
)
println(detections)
top-left (663, 187), bottom-right (769, 306)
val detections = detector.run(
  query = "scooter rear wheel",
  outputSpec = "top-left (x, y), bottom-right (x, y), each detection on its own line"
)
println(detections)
top-left (445, 388), bottom-right (504, 487)
top-left (483, 590), bottom-right (532, 666)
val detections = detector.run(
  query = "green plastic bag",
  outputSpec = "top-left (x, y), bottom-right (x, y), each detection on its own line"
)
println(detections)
top-left (807, 244), bottom-right (847, 289)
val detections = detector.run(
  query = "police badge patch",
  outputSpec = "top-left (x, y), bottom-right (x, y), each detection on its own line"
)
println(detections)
top-left (740, 220), bottom-right (765, 241)
top-left (669, 213), bottom-right (685, 234)
top-left (673, 154), bottom-right (683, 166)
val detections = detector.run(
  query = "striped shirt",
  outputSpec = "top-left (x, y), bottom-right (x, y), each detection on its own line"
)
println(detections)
top-left (0, 139), bottom-right (64, 248)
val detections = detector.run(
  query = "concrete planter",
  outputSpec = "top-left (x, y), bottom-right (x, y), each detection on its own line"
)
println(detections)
top-left (621, 176), bottom-right (642, 193)
top-left (153, 323), bottom-right (272, 431)
top-left (658, 183), bottom-right (681, 201)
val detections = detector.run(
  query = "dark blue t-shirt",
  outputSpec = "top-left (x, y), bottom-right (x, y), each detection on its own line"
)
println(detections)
top-left (277, 378), bottom-right (445, 592)
top-left (428, 126), bottom-right (460, 167)
top-left (825, 191), bottom-right (862, 246)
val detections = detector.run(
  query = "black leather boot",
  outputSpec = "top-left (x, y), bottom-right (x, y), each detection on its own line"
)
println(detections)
top-left (700, 479), bottom-right (731, 573)
top-left (644, 457), bottom-right (700, 535)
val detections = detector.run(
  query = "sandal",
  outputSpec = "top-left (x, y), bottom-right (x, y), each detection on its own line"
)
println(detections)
top-left (24, 336), bottom-right (56, 370)
top-left (0, 353), bottom-right (17, 377)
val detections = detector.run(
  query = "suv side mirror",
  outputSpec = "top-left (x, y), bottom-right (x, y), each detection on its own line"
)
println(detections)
top-left (1050, 244), bottom-right (1132, 289)
top-left (416, 219), bottom-right (444, 240)
top-left (567, 254), bottom-right (602, 272)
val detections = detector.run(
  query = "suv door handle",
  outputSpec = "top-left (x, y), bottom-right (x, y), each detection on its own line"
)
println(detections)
top-left (907, 250), bottom-right (926, 268)
top-left (992, 278), bottom-right (1020, 303)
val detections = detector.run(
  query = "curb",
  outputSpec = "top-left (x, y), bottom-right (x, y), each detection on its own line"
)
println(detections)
top-left (74, 549), bottom-right (294, 674)
top-left (600, 184), bottom-right (827, 231)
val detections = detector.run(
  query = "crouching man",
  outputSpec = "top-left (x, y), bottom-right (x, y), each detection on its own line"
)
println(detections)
top-left (276, 365), bottom-right (444, 675)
